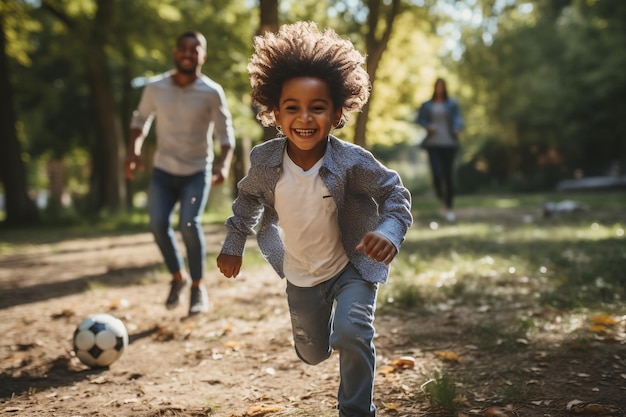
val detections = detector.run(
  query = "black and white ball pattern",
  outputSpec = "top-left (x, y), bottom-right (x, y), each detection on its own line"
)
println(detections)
top-left (73, 313), bottom-right (129, 367)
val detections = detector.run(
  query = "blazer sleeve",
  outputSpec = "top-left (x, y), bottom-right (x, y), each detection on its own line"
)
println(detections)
top-left (415, 101), bottom-right (430, 129)
top-left (450, 99), bottom-right (464, 133)
top-left (220, 147), bottom-right (268, 256)
top-left (354, 152), bottom-right (413, 251)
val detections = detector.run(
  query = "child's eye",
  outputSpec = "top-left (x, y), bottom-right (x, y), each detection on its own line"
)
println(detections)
top-left (285, 105), bottom-right (299, 112)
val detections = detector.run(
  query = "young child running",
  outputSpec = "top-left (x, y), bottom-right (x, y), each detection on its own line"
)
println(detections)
top-left (216, 21), bottom-right (413, 417)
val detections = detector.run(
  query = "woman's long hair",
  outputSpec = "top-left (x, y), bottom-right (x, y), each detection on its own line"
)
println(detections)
top-left (431, 77), bottom-right (449, 101)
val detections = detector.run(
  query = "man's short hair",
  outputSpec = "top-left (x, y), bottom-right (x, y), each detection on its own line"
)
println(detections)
top-left (176, 31), bottom-right (207, 51)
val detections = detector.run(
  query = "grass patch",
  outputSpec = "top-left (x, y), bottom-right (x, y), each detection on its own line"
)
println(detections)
top-left (420, 370), bottom-right (458, 412)
top-left (468, 320), bottom-right (529, 352)
top-left (383, 194), bottom-right (625, 313)
top-left (375, 192), bottom-right (624, 410)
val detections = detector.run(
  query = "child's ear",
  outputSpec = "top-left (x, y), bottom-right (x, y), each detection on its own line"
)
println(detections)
top-left (333, 109), bottom-right (343, 128)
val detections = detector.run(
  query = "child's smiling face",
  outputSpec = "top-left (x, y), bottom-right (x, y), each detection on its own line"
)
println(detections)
top-left (274, 77), bottom-right (342, 165)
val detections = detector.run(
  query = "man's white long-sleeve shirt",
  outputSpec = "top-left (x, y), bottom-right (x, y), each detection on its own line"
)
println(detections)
top-left (130, 71), bottom-right (235, 176)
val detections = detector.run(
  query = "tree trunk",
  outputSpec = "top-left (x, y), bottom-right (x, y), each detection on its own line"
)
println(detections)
top-left (84, 0), bottom-right (125, 211)
top-left (258, 0), bottom-right (280, 143)
top-left (0, 13), bottom-right (39, 226)
top-left (353, 0), bottom-right (400, 148)
top-left (42, 0), bottom-right (126, 212)
top-left (229, 0), bottom-right (280, 199)
top-left (230, 0), bottom-right (280, 198)
top-left (45, 159), bottom-right (65, 218)
top-left (117, 0), bottom-right (138, 210)
top-left (259, 0), bottom-right (279, 36)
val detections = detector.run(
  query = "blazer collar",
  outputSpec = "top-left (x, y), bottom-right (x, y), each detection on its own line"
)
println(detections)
top-left (264, 136), bottom-right (338, 171)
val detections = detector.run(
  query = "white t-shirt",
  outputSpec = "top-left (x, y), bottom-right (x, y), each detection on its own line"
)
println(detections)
top-left (274, 150), bottom-right (349, 287)
top-left (427, 102), bottom-right (456, 147)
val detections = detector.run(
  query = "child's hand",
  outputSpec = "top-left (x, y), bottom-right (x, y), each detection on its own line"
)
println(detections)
top-left (356, 231), bottom-right (398, 265)
top-left (217, 253), bottom-right (243, 278)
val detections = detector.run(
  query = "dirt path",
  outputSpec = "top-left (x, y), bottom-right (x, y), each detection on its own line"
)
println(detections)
top-left (1, 224), bottom-right (625, 417)
top-left (0, 226), bottom-right (415, 417)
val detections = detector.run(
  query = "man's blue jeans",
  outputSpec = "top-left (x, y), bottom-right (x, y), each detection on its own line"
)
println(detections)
top-left (148, 168), bottom-right (210, 281)
top-left (286, 263), bottom-right (378, 417)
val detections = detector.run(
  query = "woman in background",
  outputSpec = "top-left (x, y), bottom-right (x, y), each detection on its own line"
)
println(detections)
top-left (416, 77), bottom-right (464, 222)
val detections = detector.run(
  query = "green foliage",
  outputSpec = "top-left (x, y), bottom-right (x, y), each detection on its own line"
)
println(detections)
top-left (1, 0), bottom-right (40, 66)
top-left (456, 0), bottom-right (626, 187)
top-left (421, 370), bottom-right (457, 411)
top-left (4, 0), bottom-right (626, 221)
top-left (367, 7), bottom-right (445, 147)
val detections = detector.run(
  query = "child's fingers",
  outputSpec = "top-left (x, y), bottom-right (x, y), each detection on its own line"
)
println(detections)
top-left (216, 255), bottom-right (242, 278)
top-left (371, 245), bottom-right (395, 264)
top-left (231, 264), bottom-right (241, 278)
top-left (221, 264), bottom-right (239, 278)
top-left (356, 235), bottom-right (397, 264)
top-left (381, 246), bottom-right (398, 264)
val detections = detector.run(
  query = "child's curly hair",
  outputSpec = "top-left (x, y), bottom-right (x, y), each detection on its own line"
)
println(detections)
top-left (248, 21), bottom-right (371, 128)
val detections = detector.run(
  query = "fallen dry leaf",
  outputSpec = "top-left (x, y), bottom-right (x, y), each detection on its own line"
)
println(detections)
top-left (530, 399), bottom-right (553, 406)
top-left (182, 321), bottom-right (198, 330)
top-left (378, 365), bottom-right (396, 376)
top-left (591, 314), bottom-right (617, 326)
top-left (5, 352), bottom-right (36, 363)
top-left (51, 308), bottom-right (75, 319)
top-left (108, 298), bottom-right (129, 310)
top-left (484, 406), bottom-right (509, 417)
top-left (382, 402), bottom-right (399, 410)
top-left (567, 400), bottom-right (616, 415)
top-left (224, 340), bottom-right (242, 349)
top-left (390, 355), bottom-right (416, 370)
top-left (154, 325), bottom-right (175, 341)
top-left (244, 405), bottom-right (284, 416)
top-left (589, 324), bottom-right (609, 334)
top-left (435, 351), bottom-right (460, 362)
top-left (89, 376), bottom-right (108, 384)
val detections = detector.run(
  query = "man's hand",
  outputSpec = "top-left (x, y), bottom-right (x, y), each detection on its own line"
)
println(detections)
top-left (125, 129), bottom-right (145, 181)
top-left (212, 144), bottom-right (234, 185)
top-left (355, 231), bottom-right (398, 265)
top-left (211, 164), bottom-right (229, 185)
top-left (124, 154), bottom-right (143, 181)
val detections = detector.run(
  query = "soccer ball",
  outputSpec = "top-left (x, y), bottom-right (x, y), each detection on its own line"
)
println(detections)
top-left (73, 313), bottom-right (129, 367)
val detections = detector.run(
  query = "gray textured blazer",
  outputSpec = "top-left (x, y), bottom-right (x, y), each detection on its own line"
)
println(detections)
top-left (220, 135), bottom-right (413, 284)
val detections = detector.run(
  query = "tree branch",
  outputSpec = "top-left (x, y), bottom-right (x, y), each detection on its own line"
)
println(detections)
top-left (40, 0), bottom-right (75, 30)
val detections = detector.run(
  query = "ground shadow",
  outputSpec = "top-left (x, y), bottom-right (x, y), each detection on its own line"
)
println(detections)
top-left (0, 264), bottom-right (162, 310)
top-left (0, 356), bottom-right (108, 399)
top-left (0, 326), bottom-right (160, 400)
